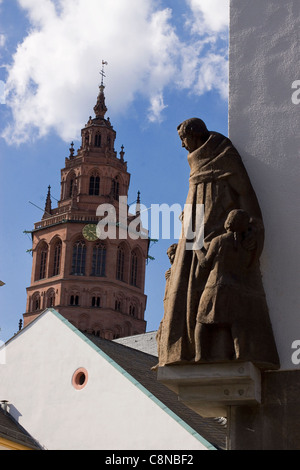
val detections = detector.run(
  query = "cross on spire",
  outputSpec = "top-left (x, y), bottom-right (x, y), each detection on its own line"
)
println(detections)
top-left (100, 60), bottom-right (108, 87)
top-left (94, 60), bottom-right (108, 118)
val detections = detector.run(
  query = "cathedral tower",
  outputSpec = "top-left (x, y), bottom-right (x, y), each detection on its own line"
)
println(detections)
top-left (23, 73), bottom-right (149, 339)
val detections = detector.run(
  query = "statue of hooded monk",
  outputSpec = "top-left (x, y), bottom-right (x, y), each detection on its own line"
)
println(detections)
top-left (157, 118), bottom-right (279, 371)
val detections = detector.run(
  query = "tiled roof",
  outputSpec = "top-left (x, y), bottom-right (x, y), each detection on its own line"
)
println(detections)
top-left (0, 407), bottom-right (42, 450)
top-left (84, 332), bottom-right (227, 450)
top-left (114, 331), bottom-right (158, 356)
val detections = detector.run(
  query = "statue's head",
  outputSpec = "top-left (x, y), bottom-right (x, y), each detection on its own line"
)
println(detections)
top-left (167, 243), bottom-right (178, 265)
top-left (224, 209), bottom-right (250, 233)
top-left (177, 118), bottom-right (210, 152)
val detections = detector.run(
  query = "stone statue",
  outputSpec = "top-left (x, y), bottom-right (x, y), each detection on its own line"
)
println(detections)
top-left (156, 243), bottom-right (178, 363)
top-left (157, 118), bottom-right (279, 370)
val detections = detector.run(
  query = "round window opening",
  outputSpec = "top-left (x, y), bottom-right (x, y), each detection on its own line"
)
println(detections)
top-left (72, 368), bottom-right (88, 390)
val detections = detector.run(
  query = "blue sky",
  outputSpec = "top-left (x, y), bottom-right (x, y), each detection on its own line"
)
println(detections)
top-left (0, 0), bottom-right (229, 341)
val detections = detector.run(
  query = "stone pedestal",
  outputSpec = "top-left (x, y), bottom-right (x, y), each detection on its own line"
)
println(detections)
top-left (157, 362), bottom-right (261, 418)
top-left (227, 370), bottom-right (300, 450)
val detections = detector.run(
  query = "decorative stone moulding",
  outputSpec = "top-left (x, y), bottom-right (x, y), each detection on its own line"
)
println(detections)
top-left (157, 362), bottom-right (261, 418)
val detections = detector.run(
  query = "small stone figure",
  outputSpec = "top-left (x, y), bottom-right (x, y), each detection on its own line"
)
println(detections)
top-left (156, 244), bottom-right (178, 363)
top-left (157, 118), bottom-right (279, 370)
top-left (163, 244), bottom-right (178, 312)
top-left (194, 209), bottom-right (258, 362)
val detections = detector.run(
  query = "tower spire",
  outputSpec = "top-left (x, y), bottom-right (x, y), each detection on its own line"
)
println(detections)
top-left (43, 185), bottom-right (52, 219)
top-left (94, 60), bottom-right (108, 119)
top-left (136, 191), bottom-right (141, 216)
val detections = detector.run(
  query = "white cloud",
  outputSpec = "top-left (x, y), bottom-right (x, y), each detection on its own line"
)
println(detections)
top-left (179, 0), bottom-right (229, 99)
top-left (0, 34), bottom-right (5, 48)
top-left (195, 52), bottom-right (228, 99)
top-left (0, 0), bottom-right (6, 49)
top-left (186, 0), bottom-right (229, 34)
top-left (2, 0), bottom-right (229, 145)
top-left (0, 80), bottom-right (5, 104)
top-left (147, 92), bottom-right (168, 123)
top-left (3, 0), bottom-right (180, 144)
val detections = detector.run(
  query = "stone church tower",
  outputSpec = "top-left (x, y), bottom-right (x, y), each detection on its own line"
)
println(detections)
top-left (23, 79), bottom-right (149, 340)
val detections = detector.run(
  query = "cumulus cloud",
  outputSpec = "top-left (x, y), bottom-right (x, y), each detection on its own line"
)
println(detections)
top-left (181, 0), bottom-right (229, 98)
top-left (0, 81), bottom-right (5, 104)
top-left (0, 0), bottom-right (6, 105)
top-left (0, 0), bottom-right (6, 52)
top-left (186, 0), bottom-right (229, 34)
top-left (147, 92), bottom-right (168, 123)
top-left (2, 0), bottom-right (229, 145)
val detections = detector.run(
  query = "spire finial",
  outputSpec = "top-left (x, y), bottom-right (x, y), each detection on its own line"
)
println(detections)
top-left (69, 141), bottom-right (74, 158)
top-left (136, 191), bottom-right (141, 217)
top-left (100, 60), bottom-right (108, 87)
top-left (120, 145), bottom-right (125, 161)
top-left (94, 60), bottom-right (108, 119)
top-left (43, 185), bottom-right (52, 219)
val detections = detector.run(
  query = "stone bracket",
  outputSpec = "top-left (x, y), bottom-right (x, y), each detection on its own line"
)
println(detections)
top-left (157, 362), bottom-right (261, 417)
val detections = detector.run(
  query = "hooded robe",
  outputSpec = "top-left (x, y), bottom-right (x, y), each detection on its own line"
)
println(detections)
top-left (157, 132), bottom-right (279, 370)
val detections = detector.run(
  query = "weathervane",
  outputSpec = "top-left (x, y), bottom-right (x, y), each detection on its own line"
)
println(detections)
top-left (100, 60), bottom-right (108, 87)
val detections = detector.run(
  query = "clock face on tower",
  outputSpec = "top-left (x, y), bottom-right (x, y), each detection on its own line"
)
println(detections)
top-left (82, 224), bottom-right (98, 241)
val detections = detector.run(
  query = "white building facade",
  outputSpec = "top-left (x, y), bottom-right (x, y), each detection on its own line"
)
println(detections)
top-left (0, 309), bottom-right (223, 450)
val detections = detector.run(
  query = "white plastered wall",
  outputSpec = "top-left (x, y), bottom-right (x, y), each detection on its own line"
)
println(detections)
top-left (0, 311), bottom-right (212, 450)
top-left (229, 0), bottom-right (300, 369)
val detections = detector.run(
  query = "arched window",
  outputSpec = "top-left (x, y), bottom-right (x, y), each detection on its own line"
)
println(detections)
top-left (89, 175), bottom-right (100, 196)
top-left (69, 179), bottom-right (74, 197)
top-left (115, 300), bottom-right (121, 312)
top-left (116, 246), bottom-right (125, 281)
top-left (47, 290), bottom-right (55, 308)
top-left (92, 243), bottom-right (106, 277)
top-left (129, 305), bottom-right (136, 317)
top-left (32, 293), bottom-right (41, 311)
top-left (70, 295), bottom-right (79, 306)
top-left (91, 296), bottom-right (101, 308)
top-left (111, 178), bottom-right (120, 200)
top-left (71, 240), bottom-right (86, 275)
top-left (94, 133), bottom-right (101, 148)
top-left (67, 172), bottom-right (76, 198)
top-left (38, 242), bottom-right (48, 280)
top-left (130, 252), bottom-right (138, 287)
top-left (53, 240), bottom-right (62, 276)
